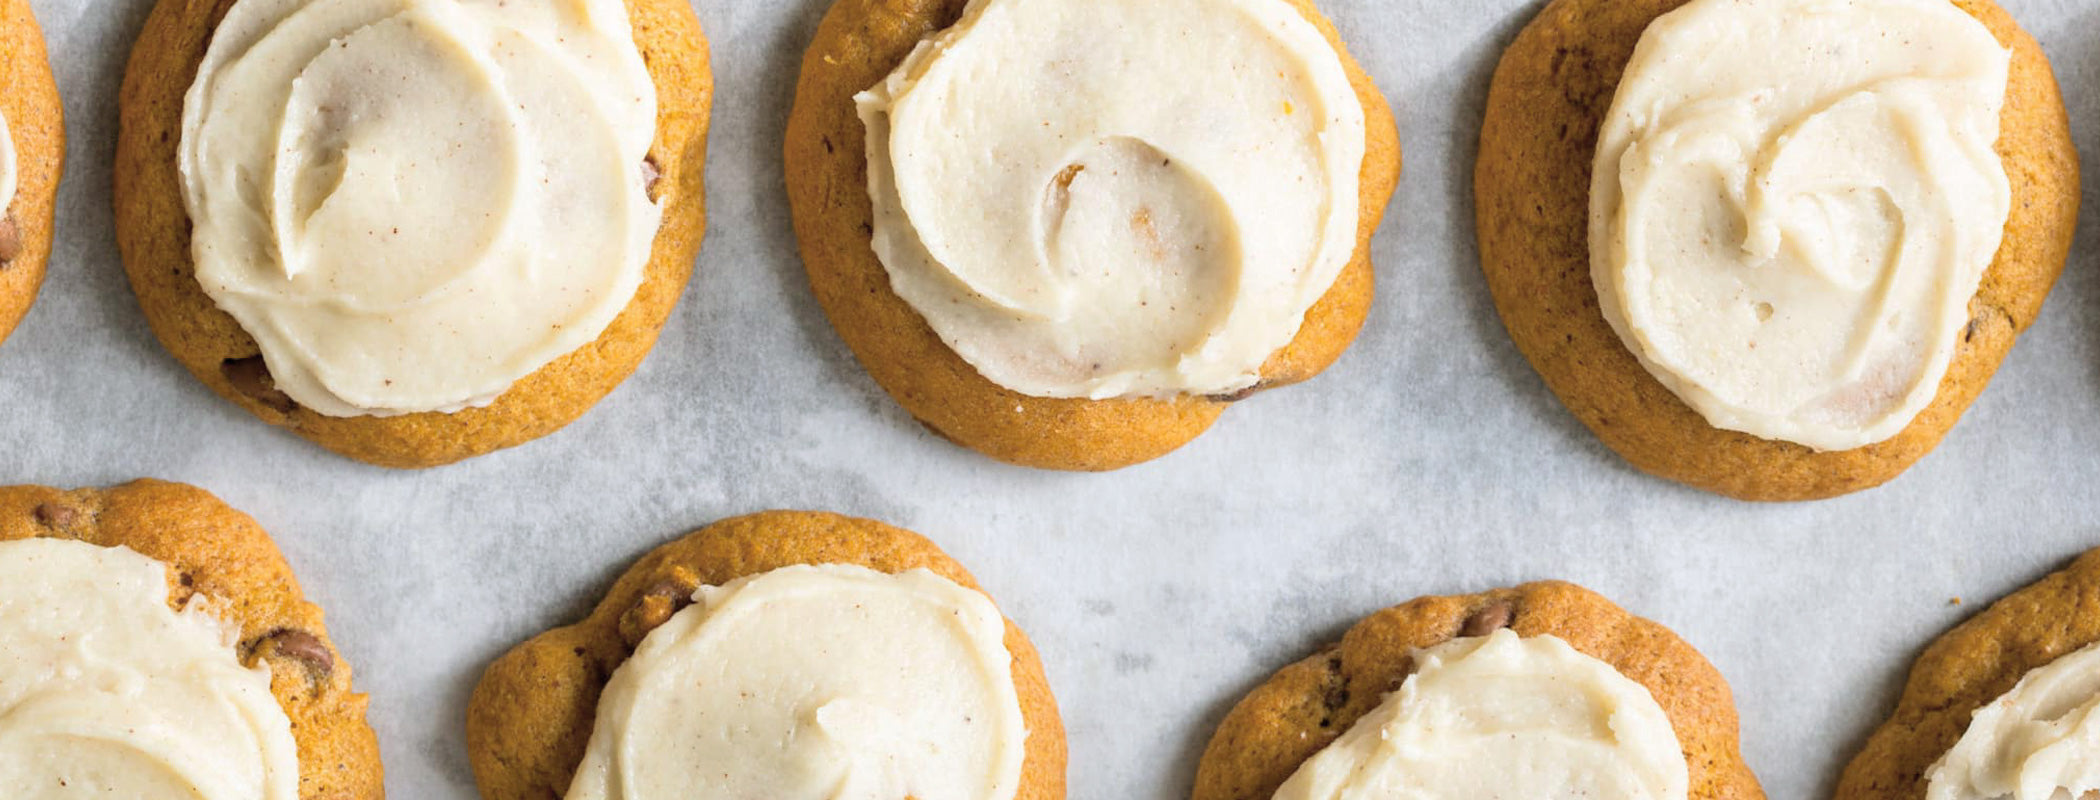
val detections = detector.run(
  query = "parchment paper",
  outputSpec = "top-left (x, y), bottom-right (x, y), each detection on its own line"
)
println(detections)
top-left (6, 0), bottom-right (2100, 796)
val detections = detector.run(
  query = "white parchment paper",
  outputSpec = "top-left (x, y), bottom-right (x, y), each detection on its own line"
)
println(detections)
top-left (6, 0), bottom-right (2100, 797)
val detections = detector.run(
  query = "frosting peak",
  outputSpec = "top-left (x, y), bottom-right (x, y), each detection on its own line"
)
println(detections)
top-left (1930, 641), bottom-right (2100, 800)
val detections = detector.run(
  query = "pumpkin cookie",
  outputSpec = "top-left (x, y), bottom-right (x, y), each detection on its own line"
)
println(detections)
top-left (1837, 547), bottom-right (2100, 800)
top-left (1194, 581), bottom-right (1762, 799)
top-left (114, 0), bottom-right (712, 468)
top-left (1475, 0), bottom-right (2077, 500)
top-left (0, 0), bottom-right (63, 347)
top-left (785, 0), bottom-right (1401, 471)
top-left (0, 479), bottom-right (380, 799)
top-left (466, 511), bottom-right (1066, 799)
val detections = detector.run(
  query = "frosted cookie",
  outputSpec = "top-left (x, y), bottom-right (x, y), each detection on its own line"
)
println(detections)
top-left (466, 511), bottom-right (1067, 800)
top-left (1475, 0), bottom-right (2077, 500)
top-left (785, 0), bottom-right (1402, 471)
top-left (0, 0), bottom-right (63, 347)
top-left (114, 0), bottom-right (713, 468)
top-left (0, 479), bottom-right (380, 798)
top-left (1193, 582), bottom-right (1763, 799)
top-left (1839, 547), bottom-right (2100, 800)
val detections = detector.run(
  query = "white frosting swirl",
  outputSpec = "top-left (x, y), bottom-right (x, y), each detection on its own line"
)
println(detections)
top-left (567, 564), bottom-right (1029, 800)
top-left (858, 0), bottom-right (1366, 399)
top-left (179, 0), bottom-right (661, 416)
top-left (0, 539), bottom-right (299, 798)
top-left (1275, 629), bottom-right (1688, 800)
top-left (1590, 0), bottom-right (2011, 451)
top-left (0, 110), bottom-right (15, 218)
top-left (1929, 641), bottom-right (2100, 800)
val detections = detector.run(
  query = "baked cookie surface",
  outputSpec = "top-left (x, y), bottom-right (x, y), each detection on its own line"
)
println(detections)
top-left (0, 479), bottom-right (382, 799)
top-left (783, 0), bottom-right (1401, 472)
top-left (1837, 548), bottom-right (2100, 800)
top-left (1474, 0), bottom-right (2077, 501)
top-left (0, 0), bottom-right (63, 348)
top-left (1192, 581), bottom-right (1763, 800)
top-left (113, 0), bottom-right (712, 469)
top-left (465, 510), bottom-right (1067, 800)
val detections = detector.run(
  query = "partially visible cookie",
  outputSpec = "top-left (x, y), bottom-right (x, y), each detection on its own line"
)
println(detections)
top-left (0, 0), bottom-right (63, 346)
top-left (784, 0), bottom-right (1401, 471)
top-left (466, 510), bottom-right (1067, 800)
top-left (1474, 0), bottom-right (2077, 501)
top-left (1836, 548), bottom-right (2100, 800)
top-left (0, 479), bottom-right (382, 799)
top-left (1193, 581), bottom-right (1763, 799)
top-left (113, 0), bottom-right (712, 469)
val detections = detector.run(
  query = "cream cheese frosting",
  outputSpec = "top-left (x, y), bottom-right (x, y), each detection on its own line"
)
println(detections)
top-left (566, 563), bottom-right (1028, 800)
top-left (1928, 641), bottom-right (2100, 800)
top-left (1274, 628), bottom-right (1688, 800)
top-left (178, 0), bottom-right (661, 417)
top-left (857, 0), bottom-right (1367, 399)
top-left (1590, 0), bottom-right (2012, 451)
top-left (0, 110), bottom-right (15, 218)
top-left (0, 538), bottom-right (299, 798)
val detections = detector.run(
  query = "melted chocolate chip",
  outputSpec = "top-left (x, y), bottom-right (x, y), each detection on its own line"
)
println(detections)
top-left (1459, 600), bottom-right (1516, 637)
top-left (221, 357), bottom-right (298, 414)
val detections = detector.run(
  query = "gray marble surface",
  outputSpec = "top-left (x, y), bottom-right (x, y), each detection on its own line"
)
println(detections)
top-left (6, 0), bottom-right (2100, 796)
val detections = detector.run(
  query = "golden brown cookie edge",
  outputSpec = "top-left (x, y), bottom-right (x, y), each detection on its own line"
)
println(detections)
top-left (112, 0), bottom-right (713, 469)
top-left (783, 0), bottom-right (1402, 472)
top-left (1835, 547), bottom-right (2100, 800)
top-left (0, 479), bottom-right (383, 800)
top-left (464, 510), bottom-right (1068, 800)
top-left (1191, 581), bottom-right (1764, 800)
top-left (1472, 0), bottom-right (2078, 501)
top-left (0, 0), bottom-right (63, 347)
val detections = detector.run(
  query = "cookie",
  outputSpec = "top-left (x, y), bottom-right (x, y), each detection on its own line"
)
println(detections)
top-left (783, 0), bottom-right (1401, 472)
top-left (0, 479), bottom-right (381, 799)
top-left (1193, 581), bottom-right (1763, 799)
top-left (465, 510), bottom-right (1067, 799)
top-left (112, 0), bottom-right (712, 469)
top-left (1836, 547), bottom-right (2100, 800)
top-left (1474, 0), bottom-right (2077, 501)
top-left (0, 0), bottom-right (63, 347)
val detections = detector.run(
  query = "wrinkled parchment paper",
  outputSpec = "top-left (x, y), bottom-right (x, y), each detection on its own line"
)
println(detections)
top-left (6, 0), bottom-right (2100, 796)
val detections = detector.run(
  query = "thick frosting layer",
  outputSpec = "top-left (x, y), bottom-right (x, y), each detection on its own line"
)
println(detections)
top-left (1590, 0), bottom-right (2011, 451)
top-left (567, 564), bottom-right (1028, 800)
top-left (0, 538), bottom-right (298, 798)
top-left (1928, 641), bottom-right (2100, 800)
top-left (179, 0), bottom-right (661, 417)
top-left (1274, 629), bottom-right (1688, 800)
top-left (858, 0), bottom-right (1366, 399)
top-left (0, 111), bottom-right (15, 217)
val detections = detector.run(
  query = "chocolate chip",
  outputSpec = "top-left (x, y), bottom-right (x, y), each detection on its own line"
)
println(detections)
top-left (258, 629), bottom-right (334, 682)
top-left (1460, 600), bottom-right (1516, 637)
top-left (1206, 381), bottom-right (1270, 403)
top-left (0, 216), bottom-right (20, 265)
top-left (221, 357), bottom-right (297, 414)
top-left (1316, 654), bottom-right (1347, 728)
top-left (31, 502), bottom-right (75, 529)
top-left (619, 575), bottom-right (699, 647)
top-left (642, 156), bottom-right (663, 201)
